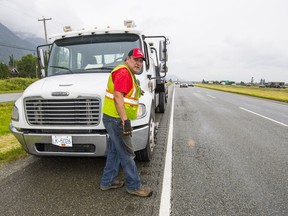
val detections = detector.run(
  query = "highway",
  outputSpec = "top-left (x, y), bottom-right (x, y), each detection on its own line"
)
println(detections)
top-left (0, 93), bottom-right (22, 102)
top-left (0, 85), bottom-right (287, 215)
top-left (171, 86), bottom-right (288, 215)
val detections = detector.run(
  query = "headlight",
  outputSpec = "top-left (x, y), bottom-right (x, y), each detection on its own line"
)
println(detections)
top-left (137, 103), bottom-right (146, 119)
top-left (11, 105), bottom-right (19, 121)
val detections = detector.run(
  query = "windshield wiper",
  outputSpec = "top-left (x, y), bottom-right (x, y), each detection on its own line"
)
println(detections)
top-left (50, 65), bottom-right (73, 74)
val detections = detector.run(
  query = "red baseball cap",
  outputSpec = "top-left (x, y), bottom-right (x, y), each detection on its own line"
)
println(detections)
top-left (128, 48), bottom-right (146, 61)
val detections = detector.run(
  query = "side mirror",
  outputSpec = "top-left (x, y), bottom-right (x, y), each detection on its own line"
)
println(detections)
top-left (159, 62), bottom-right (168, 73)
top-left (39, 49), bottom-right (45, 68)
top-left (159, 41), bottom-right (168, 62)
top-left (37, 44), bottom-right (51, 77)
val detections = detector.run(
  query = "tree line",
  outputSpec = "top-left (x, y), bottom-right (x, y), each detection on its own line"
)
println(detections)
top-left (0, 54), bottom-right (37, 79)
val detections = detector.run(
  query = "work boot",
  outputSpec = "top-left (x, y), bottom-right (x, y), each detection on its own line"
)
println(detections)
top-left (126, 185), bottom-right (153, 197)
top-left (100, 180), bottom-right (125, 191)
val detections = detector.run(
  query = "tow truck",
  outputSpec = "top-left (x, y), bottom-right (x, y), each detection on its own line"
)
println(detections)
top-left (10, 21), bottom-right (169, 161)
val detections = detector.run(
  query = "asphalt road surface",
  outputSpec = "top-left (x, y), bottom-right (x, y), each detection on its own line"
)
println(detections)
top-left (171, 86), bottom-right (288, 215)
top-left (0, 85), bottom-right (287, 216)
top-left (0, 93), bottom-right (22, 102)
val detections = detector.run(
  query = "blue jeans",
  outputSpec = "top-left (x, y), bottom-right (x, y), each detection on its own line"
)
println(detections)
top-left (100, 114), bottom-right (141, 191)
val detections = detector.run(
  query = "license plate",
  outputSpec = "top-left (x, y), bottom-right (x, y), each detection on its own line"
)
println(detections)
top-left (52, 135), bottom-right (72, 147)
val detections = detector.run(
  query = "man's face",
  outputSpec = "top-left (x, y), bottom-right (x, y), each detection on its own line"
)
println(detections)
top-left (126, 57), bottom-right (144, 74)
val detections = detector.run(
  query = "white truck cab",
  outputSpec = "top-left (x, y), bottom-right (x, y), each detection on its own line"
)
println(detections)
top-left (10, 21), bottom-right (168, 161)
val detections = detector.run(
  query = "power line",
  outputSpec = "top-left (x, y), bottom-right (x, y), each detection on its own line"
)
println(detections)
top-left (0, 42), bottom-right (35, 52)
top-left (0, 1), bottom-right (63, 33)
top-left (0, 1), bottom-right (68, 36)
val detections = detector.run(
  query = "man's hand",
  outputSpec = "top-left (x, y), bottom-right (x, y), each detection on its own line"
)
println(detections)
top-left (123, 120), bottom-right (133, 136)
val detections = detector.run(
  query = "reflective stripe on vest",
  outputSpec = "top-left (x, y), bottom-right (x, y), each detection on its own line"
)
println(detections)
top-left (105, 90), bottom-right (139, 106)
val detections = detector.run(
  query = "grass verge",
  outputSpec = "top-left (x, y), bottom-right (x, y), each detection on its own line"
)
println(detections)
top-left (0, 101), bottom-right (27, 166)
top-left (0, 134), bottom-right (27, 166)
top-left (195, 84), bottom-right (288, 103)
top-left (0, 102), bottom-right (14, 135)
top-left (0, 78), bottom-right (37, 166)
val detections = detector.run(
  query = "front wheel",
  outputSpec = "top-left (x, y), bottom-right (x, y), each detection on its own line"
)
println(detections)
top-left (157, 91), bottom-right (166, 113)
top-left (135, 108), bottom-right (156, 161)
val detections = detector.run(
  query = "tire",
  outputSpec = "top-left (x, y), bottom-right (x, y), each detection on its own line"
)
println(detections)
top-left (165, 90), bottom-right (168, 103)
top-left (135, 108), bottom-right (156, 161)
top-left (157, 91), bottom-right (166, 113)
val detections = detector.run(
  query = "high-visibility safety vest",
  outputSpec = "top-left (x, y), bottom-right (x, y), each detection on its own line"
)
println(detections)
top-left (103, 64), bottom-right (142, 120)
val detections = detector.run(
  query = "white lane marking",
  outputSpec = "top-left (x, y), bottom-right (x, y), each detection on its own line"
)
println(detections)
top-left (240, 107), bottom-right (288, 127)
top-left (159, 85), bottom-right (175, 216)
top-left (207, 94), bottom-right (216, 99)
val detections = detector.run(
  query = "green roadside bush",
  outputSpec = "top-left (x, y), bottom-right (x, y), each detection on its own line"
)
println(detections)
top-left (0, 78), bottom-right (37, 92)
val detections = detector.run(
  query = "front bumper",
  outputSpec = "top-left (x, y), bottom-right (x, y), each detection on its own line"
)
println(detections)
top-left (9, 124), bottom-right (149, 157)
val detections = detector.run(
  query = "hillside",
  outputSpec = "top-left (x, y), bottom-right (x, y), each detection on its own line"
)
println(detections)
top-left (0, 23), bottom-right (44, 64)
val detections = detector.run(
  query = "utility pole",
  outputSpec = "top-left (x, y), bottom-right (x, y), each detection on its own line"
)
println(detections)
top-left (38, 17), bottom-right (52, 45)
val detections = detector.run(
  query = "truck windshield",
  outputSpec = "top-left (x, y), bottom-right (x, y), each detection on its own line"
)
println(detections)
top-left (47, 34), bottom-right (141, 76)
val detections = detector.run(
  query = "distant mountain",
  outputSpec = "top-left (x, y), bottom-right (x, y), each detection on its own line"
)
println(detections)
top-left (0, 23), bottom-right (45, 64)
top-left (15, 31), bottom-right (45, 47)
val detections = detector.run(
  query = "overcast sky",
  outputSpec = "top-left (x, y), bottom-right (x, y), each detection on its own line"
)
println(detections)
top-left (1, 0), bottom-right (288, 83)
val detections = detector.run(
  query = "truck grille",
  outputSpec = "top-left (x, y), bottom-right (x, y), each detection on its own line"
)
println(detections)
top-left (25, 97), bottom-right (101, 126)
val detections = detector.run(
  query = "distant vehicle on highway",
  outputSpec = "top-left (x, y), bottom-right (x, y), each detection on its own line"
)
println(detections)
top-left (265, 82), bottom-right (285, 88)
top-left (180, 82), bottom-right (188, 88)
top-left (188, 82), bottom-right (194, 87)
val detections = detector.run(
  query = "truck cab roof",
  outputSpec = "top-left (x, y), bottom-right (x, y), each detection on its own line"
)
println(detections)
top-left (49, 27), bottom-right (143, 41)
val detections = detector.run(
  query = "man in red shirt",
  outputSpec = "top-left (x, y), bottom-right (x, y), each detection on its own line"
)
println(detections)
top-left (100, 48), bottom-right (153, 197)
top-left (112, 67), bottom-right (133, 95)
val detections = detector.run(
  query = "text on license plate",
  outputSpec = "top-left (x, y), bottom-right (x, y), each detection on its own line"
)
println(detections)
top-left (52, 135), bottom-right (72, 147)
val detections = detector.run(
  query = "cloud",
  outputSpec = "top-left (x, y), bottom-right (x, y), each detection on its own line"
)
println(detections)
top-left (223, 36), bottom-right (288, 69)
top-left (0, 0), bottom-right (288, 82)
